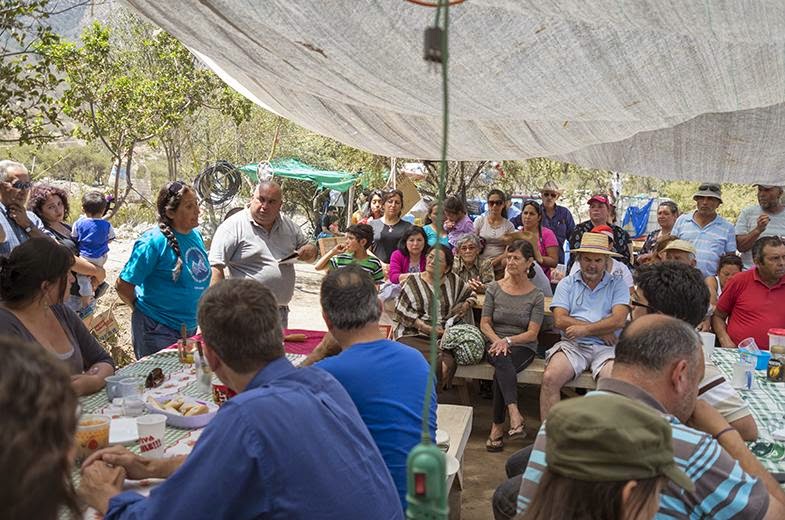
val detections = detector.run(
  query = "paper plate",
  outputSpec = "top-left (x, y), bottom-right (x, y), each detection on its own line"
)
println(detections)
top-left (145, 394), bottom-right (218, 429)
top-left (109, 418), bottom-right (138, 446)
top-left (445, 453), bottom-right (460, 478)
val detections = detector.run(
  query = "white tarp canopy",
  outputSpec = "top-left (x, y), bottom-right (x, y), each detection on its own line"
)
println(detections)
top-left (124, 0), bottom-right (785, 184)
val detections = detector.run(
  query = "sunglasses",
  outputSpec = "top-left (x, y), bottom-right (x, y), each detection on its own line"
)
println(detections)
top-left (541, 192), bottom-right (557, 198)
top-left (630, 300), bottom-right (659, 313)
top-left (167, 180), bottom-right (186, 195)
top-left (698, 184), bottom-right (720, 193)
top-left (145, 367), bottom-right (165, 389)
top-left (11, 180), bottom-right (32, 190)
top-left (487, 200), bottom-right (504, 206)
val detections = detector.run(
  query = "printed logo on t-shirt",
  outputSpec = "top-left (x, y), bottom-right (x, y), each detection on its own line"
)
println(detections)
top-left (185, 247), bottom-right (210, 283)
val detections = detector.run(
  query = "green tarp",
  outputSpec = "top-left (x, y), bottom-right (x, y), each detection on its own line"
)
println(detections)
top-left (238, 159), bottom-right (358, 192)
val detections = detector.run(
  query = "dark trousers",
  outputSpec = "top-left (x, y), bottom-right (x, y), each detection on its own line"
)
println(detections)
top-left (486, 347), bottom-right (535, 424)
top-left (492, 445), bottom-right (534, 520)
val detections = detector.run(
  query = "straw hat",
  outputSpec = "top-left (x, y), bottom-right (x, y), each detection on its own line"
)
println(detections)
top-left (571, 232), bottom-right (621, 257)
top-left (662, 239), bottom-right (696, 255)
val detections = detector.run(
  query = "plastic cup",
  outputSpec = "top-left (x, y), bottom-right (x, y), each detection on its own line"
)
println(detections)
top-left (75, 414), bottom-right (110, 462)
top-left (178, 339), bottom-right (199, 364)
top-left (104, 374), bottom-right (128, 401)
top-left (137, 414), bottom-right (167, 458)
top-left (738, 337), bottom-right (759, 352)
top-left (699, 332), bottom-right (715, 362)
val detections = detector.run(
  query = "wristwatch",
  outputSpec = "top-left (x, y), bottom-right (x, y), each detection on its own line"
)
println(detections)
top-left (23, 225), bottom-right (32, 234)
top-left (504, 337), bottom-right (512, 345)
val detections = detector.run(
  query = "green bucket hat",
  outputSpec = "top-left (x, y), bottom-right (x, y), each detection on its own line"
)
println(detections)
top-left (545, 394), bottom-right (694, 492)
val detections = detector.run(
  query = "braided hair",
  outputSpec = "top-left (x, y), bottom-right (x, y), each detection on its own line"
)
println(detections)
top-left (156, 182), bottom-right (192, 282)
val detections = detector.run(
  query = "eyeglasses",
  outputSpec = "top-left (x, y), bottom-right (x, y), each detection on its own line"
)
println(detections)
top-left (459, 245), bottom-right (477, 251)
top-left (698, 184), bottom-right (720, 193)
top-left (167, 180), bottom-right (186, 195)
top-left (630, 300), bottom-right (660, 313)
top-left (11, 180), bottom-right (32, 190)
top-left (488, 200), bottom-right (504, 206)
top-left (145, 367), bottom-right (165, 389)
top-left (541, 192), bottom-right (557, 198)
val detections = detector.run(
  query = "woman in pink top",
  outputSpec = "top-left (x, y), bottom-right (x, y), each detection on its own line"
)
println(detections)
top-left (518, 200), bottom-right (559, 278)
top-left (388, 226), bottom-right (429, 284)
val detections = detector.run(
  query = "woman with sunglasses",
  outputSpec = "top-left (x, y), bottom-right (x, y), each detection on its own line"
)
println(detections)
top-left (370, 189), bottom-right (412, 264)
top-left (116, 181), bottom-right (211, 359)
top-left (0, 238), bottom-right (115, 396)
top-left (512, 200), bottom-right (559, 279)
top-left (474, 189), bottom-right (514, 278)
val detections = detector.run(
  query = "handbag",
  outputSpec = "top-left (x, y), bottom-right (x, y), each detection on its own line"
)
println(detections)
top-left (439, 323), bottom-right (485, 365)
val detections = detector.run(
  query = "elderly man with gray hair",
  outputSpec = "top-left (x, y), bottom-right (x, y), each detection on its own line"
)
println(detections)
top-left (208, 180), bottom-right (318, 327)
top-left (736, 184), bottom-right (785, 269)
top-left (0, 160), bottom-right (48, 255)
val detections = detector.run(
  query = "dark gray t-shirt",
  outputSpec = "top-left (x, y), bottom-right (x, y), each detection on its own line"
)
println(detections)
top-left (0, 304), bottom-right (114, 374)
top-left (481, 282), bottom-right (544, 351)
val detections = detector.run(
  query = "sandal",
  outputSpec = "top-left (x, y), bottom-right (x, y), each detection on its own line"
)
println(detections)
top-left (507, 423), bottom-right (526, 440)
top-left (486, 435), bottom-right (504, 452)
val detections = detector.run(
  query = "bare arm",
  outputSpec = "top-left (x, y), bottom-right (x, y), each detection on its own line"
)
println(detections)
top-left (209, 266), bottom-right (225, 287)
top-left (71, 362), bottom-right (115, 396)
top-left (730, 414), bottom-right (759, 442)
top-left (296, 243), bottom-right (318, 263)
top-left (314, 244), bottom-right (345, 271)
top-left (115, 278), bottom-right (137, 308)
top-left (712, 309), bottom-right (735, 348)
top-left (72, 256), bottom-right (107, 284)
top-left (706, 275), bottom-right (719, 309)
top-left (554, 305), bottom-right (628, 340)
top-left (542, 246), bottom-right (559, 268)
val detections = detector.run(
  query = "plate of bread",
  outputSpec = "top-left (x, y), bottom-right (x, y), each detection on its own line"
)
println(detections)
top-left (145, 394), bottom-right (218, 429)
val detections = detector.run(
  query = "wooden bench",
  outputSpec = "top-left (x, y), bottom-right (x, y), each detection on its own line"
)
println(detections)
top-left (437, 404), bottom-right (472, 519)
top-left (453, 358), bottom-right (596, 404)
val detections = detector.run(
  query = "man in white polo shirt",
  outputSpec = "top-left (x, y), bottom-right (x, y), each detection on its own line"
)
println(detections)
top-left (209, 180), bottom-right (317, 327)
top-left (736, 184), bottom-right (785, 269)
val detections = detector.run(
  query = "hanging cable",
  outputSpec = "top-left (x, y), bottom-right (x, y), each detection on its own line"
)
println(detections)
top-left (193, 160), bottom-right (243, 206)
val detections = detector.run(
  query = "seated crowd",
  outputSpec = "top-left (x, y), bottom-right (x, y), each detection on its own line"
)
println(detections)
top-left (4, 155), bottom-right (785, 519)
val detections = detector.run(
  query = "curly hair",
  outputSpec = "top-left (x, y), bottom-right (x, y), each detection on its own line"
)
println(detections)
top-left (0, 336), bottom-right (79, 520)
top-left (156, 181), bottom-right (194, 282)
top-left (27, 184), bottom-right (70, 222)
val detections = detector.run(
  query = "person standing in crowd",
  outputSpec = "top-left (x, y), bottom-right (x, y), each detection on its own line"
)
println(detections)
top-left (314, 223), bottom-right (383, 283)
top-left (1, 336), bottom-right (81, 520)
top-left (637, 201), bottom-right (679, 264)
top-left (540, 232), bottom-right (629, 419)
top-left (506, 198), bottom-right (521, 223)
top-left (512, 200), bottom-right (559, 279)
top-left (539, 181), bottom-right (574, 264)
top-left (0, 160), bottom-right (50, 256)
top-left (482, 241), bottom-right (544, 452)
top-left (370, 189), bottom-right (412, 264)
top-left (671, 183), bottom-right (736, 277)
top-left (316, 205), bottom-right (339, 239)
top-left (453, 234), bottom-right (494, 294)
top-left (209, 180), bottom-right (317, 328)
top-left (317, 266), bottom-right (436, 511)
top-left (567, 194), bottom-right (632, 271)
top-left (79, 279), bottom-right (403, 519)
top-left (443, 195), bottom-right (474, 249)
top-left (353, 189), bottom-right (384, 225)
top-left (518, 315), bottom-right (785, 519)
top-left (118, 181), bottom-right (211, 359)
top-left (27, 183), bottom-right (108, 311)
top-left (423, 200), bottom-right (449, 247)
top-left (475, 189), bottom-right (515, 277)
top-left (72, 191), bottom-right (115, 309)
top-left (714, 236), bottom-right (785, 350)
top-left (388, 226), bottom-right (429, 285)
top-left (522, 394), bottom-right (693, 520)
top-left (0, 238), bottom-right (115, 395)
top-left (706, 253), bottom-right (743, 310)
top-left (736, 184), bottom-right (785, 269)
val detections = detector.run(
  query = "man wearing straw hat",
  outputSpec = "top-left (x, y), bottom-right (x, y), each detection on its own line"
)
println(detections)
top-left (539, 232), bottom-right (630, 419)
top-left (539, 180), bottom-right (574, 264)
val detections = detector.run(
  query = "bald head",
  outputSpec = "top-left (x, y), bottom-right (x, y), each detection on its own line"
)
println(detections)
top-left (250, 180), bottom-right (283, 229)
top-left (615, 314), bottom-right (701, 373)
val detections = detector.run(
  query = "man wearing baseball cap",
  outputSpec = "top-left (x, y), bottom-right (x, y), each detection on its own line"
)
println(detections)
top-left (736, 184), bottom-right (785, 269)
top-left (672, 183), bottom-right (736, 277)
top-left (518, 315), bottom-right (785, 519)
top-left (566, 193), bottom-right (633, 272)
top-left (538, 181), bottom-right (575, 264)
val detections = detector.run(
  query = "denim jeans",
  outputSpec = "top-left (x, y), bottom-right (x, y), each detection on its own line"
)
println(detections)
top-left (492, 445), bottom-right (534, 520)
top-left (131, 308), bottom-right (195, 360)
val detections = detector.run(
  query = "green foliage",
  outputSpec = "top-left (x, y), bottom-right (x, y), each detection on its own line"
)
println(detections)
top-left (0, 0), bottom-right (67, 144)
top-left (1, 140), bottom-right (112, 185)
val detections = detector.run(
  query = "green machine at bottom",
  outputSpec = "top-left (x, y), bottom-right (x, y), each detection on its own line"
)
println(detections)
top-left (406, 442), bottom-right (448, 519)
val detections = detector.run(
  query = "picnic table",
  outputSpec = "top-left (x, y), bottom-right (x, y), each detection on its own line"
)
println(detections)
top-left (713, 348), bottom-right (785, 474)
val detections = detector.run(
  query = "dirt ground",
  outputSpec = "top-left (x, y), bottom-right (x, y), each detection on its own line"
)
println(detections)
top-left (100, 232), bottom-right (538, 520)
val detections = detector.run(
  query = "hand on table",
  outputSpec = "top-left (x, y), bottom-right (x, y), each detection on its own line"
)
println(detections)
top-left (83, 446), bottom-right (161, 480)
top-left (71, 374), bottom-right (105, 397)
top-left (488, 339), bottom-right (510, 356)
top-left (79, 460), bottom-right (126, 514)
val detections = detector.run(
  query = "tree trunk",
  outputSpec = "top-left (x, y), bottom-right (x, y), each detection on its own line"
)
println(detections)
top-left (104, 143), bottom-right (135, 220)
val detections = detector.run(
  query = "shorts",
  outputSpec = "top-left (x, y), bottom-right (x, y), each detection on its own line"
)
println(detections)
top-left (545, 339), bottom-right (614, 380)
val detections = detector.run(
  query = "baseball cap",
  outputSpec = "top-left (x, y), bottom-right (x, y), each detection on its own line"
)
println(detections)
top-left (590, 224), bottom-right (614, 239)
top-left (662, 239), bottom-right (696, 255)
top-left (693, 183), bottom-right (722, 202)
top-left (587, 194), bottom-right (610, 206)
top-left (545, 394), bottom-right (694, 491)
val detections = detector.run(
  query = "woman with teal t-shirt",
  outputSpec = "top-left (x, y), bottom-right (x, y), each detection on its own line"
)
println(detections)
top-left (116, 181), bottom-right (211, 359)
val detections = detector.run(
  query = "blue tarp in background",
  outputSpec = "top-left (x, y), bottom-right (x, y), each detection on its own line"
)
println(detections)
top-left (622, 198), bottom-right (655, 238)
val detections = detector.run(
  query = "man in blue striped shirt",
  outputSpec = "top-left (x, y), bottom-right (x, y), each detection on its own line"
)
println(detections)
top-left (672, 183), bottom-right (737, 277)
top-left (517, 315), bottom-right (785, 519)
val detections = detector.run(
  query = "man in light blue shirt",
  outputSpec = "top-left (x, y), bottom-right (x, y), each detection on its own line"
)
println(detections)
top-left (540, 232), bottom-right (629, 419)
top-left (672, 183), bottom-right (736, 277)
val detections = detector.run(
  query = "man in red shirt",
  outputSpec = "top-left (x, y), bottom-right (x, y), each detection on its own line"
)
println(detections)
top-left (714, 236), bottom-right (785, 349)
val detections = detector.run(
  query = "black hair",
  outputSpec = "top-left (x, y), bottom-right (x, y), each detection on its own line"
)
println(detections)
top-left (397, 225), bottom-right (430, 258)
top-left (506, 239), bottom-right (537, 279)
top-left (521, 199), bottom-right (543, 235)
top-left (633, 261), bottom-right (709, 327)
top-left (753, 236), bottom-right (785, 264)
top-left (487, 189), bottom-right (508, 218)
top-left (346, 223), bottom-right (374, 249)
top-left (156, 181), bottom-right (193, 282)
top-left (429, 244), bottom-right (454, 272)
top-left (320, 265), bottom-right (380, 330)
top-left (717, 253), bottom-right (743, 272)
top-left (444, 195), bottom-right (467, 216)
top-left (81, 191), bottom-right (108, 216)
top-left (0, 238), bottom-right (75, 308)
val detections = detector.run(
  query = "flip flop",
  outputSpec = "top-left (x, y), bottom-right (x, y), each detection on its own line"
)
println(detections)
top-left (507, 423), bottom-right (526, 440)
top-left (485, 435), bottom-right (504, 452)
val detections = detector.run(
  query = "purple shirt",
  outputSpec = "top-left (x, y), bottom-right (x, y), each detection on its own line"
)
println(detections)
top-left (447, 215), bottom-right (475, 249)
